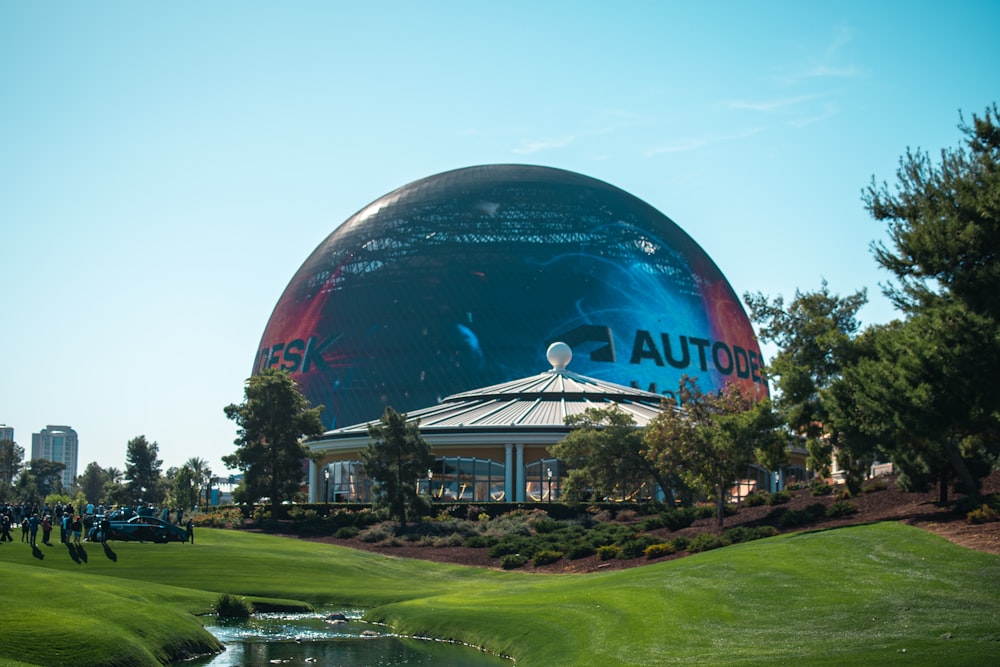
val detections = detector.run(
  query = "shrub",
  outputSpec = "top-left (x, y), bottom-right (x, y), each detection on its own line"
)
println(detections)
top-left (639, 515), bottom-right (665, 531)
top-left (692, 505), bottom-right (716, 520)
top-left (334, 526), bottom-right (359, 539)
top-left (767, 490), bottom-right (792, 506)
top-left (500, 553), bottom-right (528, 570)
top-left (644, 542), bottom-right (676, 560)
top-left (967, 504), bottom-right (999, 524)
top-left (213, 593), bottom-right (252, 619)
top-left (833, 486), bottom-right (853, 501)
top-left (753, 525), bottom-right (779, 539)
top-left (529, 516), bottom-right (560, 534)
top-left (597, 545), bottom-right (622, 561)
top-left (688, 532), bottom-right (728, 553)
top-left (565, 543), bottom-right (596, 560)
top-left (669, 536), bottom-right (690, 552)
top-left (723, 526), bottom-right (756, 544)
top-left (861, 478), bottom-right (889, 493)
top-left (810, 483), bottom-right (833, 496)
top-left (827, 501), bottom-right (858, 518)
top-left (779, 509), bottom-right (816, 529)
top-left (359, 523), bottom-right (396, 543)
top-left (489, 534), bottom-right (535, 558)
top-left (532, 550), bottom-right (563, 566)
top-left (463, 535), bottom-right (497, 548)
top-left (744, 491), bottom-right (769, 507)
top-left (620, 534), bottom-right (660, 559)
top-left (662, 508), bottom-right (696, 531)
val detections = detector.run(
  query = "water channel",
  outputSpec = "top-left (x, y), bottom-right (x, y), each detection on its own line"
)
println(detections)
top-left (185, 611), bottom-right (512, 666)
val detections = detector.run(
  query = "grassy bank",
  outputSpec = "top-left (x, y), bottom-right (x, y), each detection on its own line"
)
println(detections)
top-left (0, 522), bottom-right (997, 666)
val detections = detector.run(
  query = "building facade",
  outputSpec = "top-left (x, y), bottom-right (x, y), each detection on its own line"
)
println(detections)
top-left (31, 425), bottom-right (78, 490)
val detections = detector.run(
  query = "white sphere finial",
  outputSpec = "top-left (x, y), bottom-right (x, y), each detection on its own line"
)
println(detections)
top-left (547, 342), bottom-right (572, 370)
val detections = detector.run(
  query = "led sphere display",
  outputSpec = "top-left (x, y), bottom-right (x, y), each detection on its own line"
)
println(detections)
top-left (256, 165), bottom-right (766, 429)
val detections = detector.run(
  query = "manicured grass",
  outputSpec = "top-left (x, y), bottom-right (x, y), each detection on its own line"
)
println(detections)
top-left (0, 522), bottom-right (998, 666)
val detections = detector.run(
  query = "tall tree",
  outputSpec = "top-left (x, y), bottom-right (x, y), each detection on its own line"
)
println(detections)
top-left (77, 461), bottom-right (112, 504)
top-left (361, 406), bottom-right (434, 527)
top-left (185, 457), bottom-right (212, 506)
top-left (0, 438), bottom-right (24, 487)
top-left (859, 105), bottom-right (1000, 498)
top-left (173, 465), bottom-right (198, 512)
top-left (27, 459), bottom-right (66, 499)
top-left (745, 282), bottom-right (869, 488)
top-left (866, 104), bottom-right (1000, 316)
top-left (125, 435), bottom-right (164, 504)
top-left (549, 405), bottom-right (680, 504)
top-left (645, 377), bottom-right (785, 527)
top-left (223, 369), bottom-right (325, 516)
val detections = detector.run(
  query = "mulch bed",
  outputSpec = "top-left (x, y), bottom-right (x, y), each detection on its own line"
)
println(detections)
top-left (275, 471), bottom-right (1000, 574)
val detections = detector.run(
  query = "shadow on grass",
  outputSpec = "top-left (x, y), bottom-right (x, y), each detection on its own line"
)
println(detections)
top-left (64, 543), bottom-right (89, 563)
top-left (103, 543), bottom-right (118, 562)
top-left (31, 545), bottom-right (44, 560)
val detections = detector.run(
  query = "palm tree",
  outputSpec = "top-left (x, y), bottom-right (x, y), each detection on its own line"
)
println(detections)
top-left (185, 457), bottom-right (212, 505)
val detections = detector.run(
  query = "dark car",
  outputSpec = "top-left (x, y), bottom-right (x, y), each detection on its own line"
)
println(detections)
top-left (95, 516), bottom-right (188, 543)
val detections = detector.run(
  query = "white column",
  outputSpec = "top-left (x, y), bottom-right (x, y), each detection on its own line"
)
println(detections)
top-left (504, 444), bottom-right (513, 503)
top-left (516, 444), bottom-right (525, 503)
top-left (308, 459), bottom-right (318, 503)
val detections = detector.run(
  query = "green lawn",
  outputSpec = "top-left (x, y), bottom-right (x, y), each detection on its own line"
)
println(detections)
top-left (0, 522), bottom-right (997, 666)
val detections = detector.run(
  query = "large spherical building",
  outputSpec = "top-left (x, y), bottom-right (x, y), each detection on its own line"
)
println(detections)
top-left (256, 164), bottom-right (767, 431)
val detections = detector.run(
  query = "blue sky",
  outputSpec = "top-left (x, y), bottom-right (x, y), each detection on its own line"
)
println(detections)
top-left (2, 1), bottom-right (997, 477)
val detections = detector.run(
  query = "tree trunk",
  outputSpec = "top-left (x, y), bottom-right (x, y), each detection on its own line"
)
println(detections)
top-left (716, 485), bottom-right (726, 528)
top-left (943, 437), bottom-right (980, 503)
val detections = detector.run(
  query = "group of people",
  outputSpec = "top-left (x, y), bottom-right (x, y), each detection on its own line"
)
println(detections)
top-left (0, 501), bottom-right (195, 547)
top-left (0, 501), bottom-right (88, 547)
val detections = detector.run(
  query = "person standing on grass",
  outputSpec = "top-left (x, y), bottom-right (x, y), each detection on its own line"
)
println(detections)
top-left (0, 513), bottom-right (11, 542)
top-left (28, 513), bottom-right (39, 547)
top-left (186, 518), bottom-right (194, 544)
top-left (71, 515), bottom-right (83, 546)
top-left (41, 515), bottom-right (52, 545)
top-left (99, 515), bottom-right (110, 544)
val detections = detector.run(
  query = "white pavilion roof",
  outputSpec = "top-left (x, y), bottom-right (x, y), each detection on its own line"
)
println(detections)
top-left (307, 342), bottom-right (672, 452)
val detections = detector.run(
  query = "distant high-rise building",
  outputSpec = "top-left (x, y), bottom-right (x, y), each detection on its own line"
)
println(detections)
top-left (0, 424), bottom-right (13, 443)
top-left (31, 425), bottom-right (78, 490)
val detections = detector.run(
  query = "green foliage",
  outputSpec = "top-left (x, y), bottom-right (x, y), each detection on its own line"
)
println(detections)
top-left (644, 542), bottom-right (676, 559)
top-left (767, 490), bottom-right (791, 505)
top-left (213, 593), bottom-right (252, 619)
top-left (531, 550), bottom-right (563, 566)
top-left (565, 543), bottom-right (596, 560)
top-left (645, 376), bottom-right (785, 528)
top-left (744, 491), bottom-right (770, 507)
top-left (488, 534), bottom-right (535, 558)
top-left (223, 369), bottom-right (325, 516)
top-left (688, 532), bottom-right (727, 553)
top-left (810, 482), bottom-right (833, 496)
top-left (1, 522), bottom-right (999, 666)
top-left (777, 503), bottom-right (828, 528)
top-left (500, 553), bottom-right (529, 570)
top-left (827, 501), bottom-right (859, 518)
top-left (619, 534), bottom-right (660, 559)
top-left (463, 534), bottom-right (497, 549)
top-left (360, 406), bottom-right (434, 527)
top-left (861, 478), bottom-right (889, 493)
top-left (966, 504), bottom-right (998, 524)
top-left (551, 405), bottom-right (671, 503)
top-left (596, 544), bottom-right (622, 560)
top-left (662, 507), bottom-right (696, 531)
top-left (670, 535), bottom-right (691, 551)
top-left (359, 523), bottom-right (397, 543)
top-left (334, 526), bottom-right (360, 539)
top-left (854, 106), bottom-right (1000, 502)
top-left (124, 435), bottom-right (164, 505)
